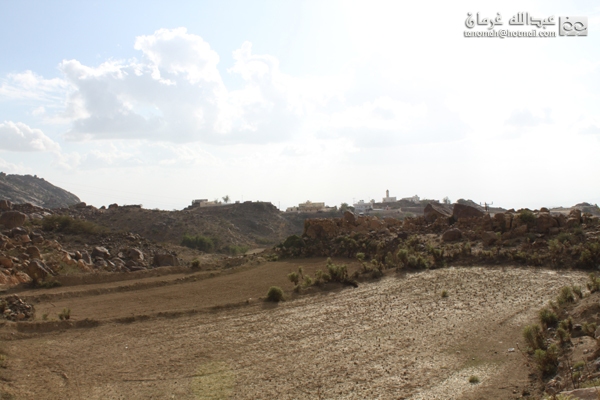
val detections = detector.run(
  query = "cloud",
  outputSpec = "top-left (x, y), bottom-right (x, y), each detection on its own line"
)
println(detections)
top-left (505, 108), bottom-right (553, 128)
top-left (0, 121), bottom-right (60, 152)
top-left (0, 70), bottom-right (68, 102)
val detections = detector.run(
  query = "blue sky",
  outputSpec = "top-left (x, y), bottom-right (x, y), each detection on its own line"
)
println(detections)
top-left (1, 0), bottom-right (599, 210)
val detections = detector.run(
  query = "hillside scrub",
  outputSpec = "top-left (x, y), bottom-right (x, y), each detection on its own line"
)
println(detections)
top-left (41, 215), bottom-right (108, 235)
top-left (181, 234), bottom-right (215, 252)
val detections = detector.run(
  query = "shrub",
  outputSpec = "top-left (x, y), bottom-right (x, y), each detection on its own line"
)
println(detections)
top-left (519, 209), bottom-right (536, 225)
top-left (559, 317), bottom-right (574, 332)
top-left (587, 273), bottom-right (600, 293)
top-left (397, 249), bottom-right (409, 268)
top-left (356, 253), bottom-right (365, 262)
top-left (534, 344), bottom-right (558, 375)
top-left (582, 322), bottom-right (597, 337)
top-left (288, 272), bottom-right (299, 285)
top-left (407, 255), bottom-right (418, 268)
top-left (523, 324), bottom-right (546, 351)
top-left (221, 245), bottom-right (249, 255)
top-left (557, 286), bottom-right (575, 305)
top-left (41, 215), bottom-right (106, 235)
top-left (538, 307), bottom-right (558, 327)
top-left (191, 259), bottom-right (201, 268)
top-left (327, 263), bottom-right (348, 282)
top-left (572, 285), bottom-right (582, 299)
top-left (58, 308), bottom-right (71, 320)
top-left (181, 234), bottom-right (214, 252)
top-left (556, 327), bottom-right (570, 343)
top-left (468, 376), bottom-right (480, 384)
top-left (282, 235), bottom-right (305, 249)
top-left (303, 275), bottom-right (313, 287)
top-left (266, 286), bottom-right (284, 302)
top-left (441, 290), bottom-right (448, 298)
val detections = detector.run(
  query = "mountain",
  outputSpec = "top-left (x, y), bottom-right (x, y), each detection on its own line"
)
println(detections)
top-left (0, 172), bottom-right (81, 209)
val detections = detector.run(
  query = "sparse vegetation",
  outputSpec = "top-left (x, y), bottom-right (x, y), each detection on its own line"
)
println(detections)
top-left (181, 234), bottom-right (215, 252)
top-left (58, 308), bottom-right (71, 320)
top-left (468, 375), bottom-right (479, 384)
top-left (441, 290), bottom-right (448, 298)
top-left (41, 215), bottom-right (107, 235)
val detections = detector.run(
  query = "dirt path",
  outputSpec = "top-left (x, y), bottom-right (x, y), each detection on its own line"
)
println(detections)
top-left (0, 263), bottom-right (589, 399)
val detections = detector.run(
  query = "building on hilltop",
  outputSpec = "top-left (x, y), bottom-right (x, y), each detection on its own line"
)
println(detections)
top-left (401, 195), bottom-right (420, 203)
top-left (191, 199), bottom-right (221, 208)
top-left (286, 200), bottom-right (336, 213)
top-left (353, 199), bottom-right (374, 214)
top-left (382, 189), bottom-right (396, 203)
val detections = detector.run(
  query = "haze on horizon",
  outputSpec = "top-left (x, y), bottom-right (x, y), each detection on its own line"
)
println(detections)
top-left (0, 1), bottom-right (599, 211)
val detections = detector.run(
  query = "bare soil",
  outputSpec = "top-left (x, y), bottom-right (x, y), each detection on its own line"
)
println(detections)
top-left (0, 260), bottom-right (589, 399)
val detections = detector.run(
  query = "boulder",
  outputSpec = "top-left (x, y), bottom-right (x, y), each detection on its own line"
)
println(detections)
top-left (25, 259), bottom-right (54, 282)
top-left (424, 203), bottom-right (453, 222)
top-left (0, 211), bottom-right (27, 229)
top-left (512, 224), bottom-right (528, 237)
top-left (441, 228), bottom-right (462, 242)
top-left (557, 388), bottom-right (598, 400)
top-left (556, 214), bottom-right (567, 227)
top-left (492, 213), bottom-right (506, 231)
top-left (481, 231), bottom-right (498, 246)
top-left (343, 210), bottom-right (356, 225)
top-left (153, 254), bottom-right (179, 267)
top-left (127, 248), bottom-right (144, 261)
top-left (453, 204), bottom-right (483, 220)
top-left (566, 218), bottom-right (580, 228)
top-left (384, 217), bottom-right (402, 228)
top-left (91, 246), bottom-right (111, 260)
top-left (0, 256), bottom-right (13, 269)
top-left (569, 208), bottom-right (582, 221)
top-left (81, 250), bottom-right (92, 264)
top-left (535, 213), bottom-right (558, 233)
top-left (0, 200), bottom-right (12, 211)
top-left (26, 246), bottom-right (41, 259)
top-left (481, 213), bottom-right (493, 231)
top-left (303, 219), bottom-right (339, 239)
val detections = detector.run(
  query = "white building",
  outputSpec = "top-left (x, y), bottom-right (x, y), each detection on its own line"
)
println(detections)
top-left (382, 189), bottom-right (397, 203)
top-left (353, 200), bottom-right (374, 214)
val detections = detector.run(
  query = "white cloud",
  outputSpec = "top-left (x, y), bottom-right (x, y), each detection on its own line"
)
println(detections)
top-left (0, 70), bottom-right (68, 102)
top-left (0, 121), bottom-right (60, 152)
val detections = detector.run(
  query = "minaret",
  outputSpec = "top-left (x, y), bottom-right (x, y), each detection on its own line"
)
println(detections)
top-left (386, 189), bottom-right (389, 198)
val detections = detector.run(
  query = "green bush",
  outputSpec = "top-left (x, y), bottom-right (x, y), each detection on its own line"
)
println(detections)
top-left (538, 307), bottom-right (558, 327)
top-left (41, 215), bottom-right (106, 235)
top-left (288, 272), bottom-right (299, 285)
top-left (221, 245), bottom-right (249, 255)
top-left (181, 234), bottom-right (214, 252)
top-left (282, 235), bottom-right (305, 249)
top-left (468, 375), bottom-right (480, 384)
top-left (191, 259), bottom-right (201, 268)
top-left (58, 308), bottom-right (71, 321)
top-left (523, 324), bottom-right (546, 351)
top-left (534, 344), bottom-right (558, 374)
top-left (327, 263), bottom-right (348, 282)
top-left (519, 209), bottom-right (536, 225)
top-left (266, 286), bottom-right (284, 302)
top-left (557, 286), bottom-right (575, 305)
top-left (441, 290), bottom-right (448, 298)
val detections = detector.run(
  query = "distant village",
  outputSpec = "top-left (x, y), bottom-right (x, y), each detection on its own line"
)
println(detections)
top-left (189, 190), bottom-right (427, 217)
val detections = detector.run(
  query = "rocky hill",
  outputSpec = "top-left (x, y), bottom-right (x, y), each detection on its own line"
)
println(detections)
top-left (0, 173), bottom-right (80, 209)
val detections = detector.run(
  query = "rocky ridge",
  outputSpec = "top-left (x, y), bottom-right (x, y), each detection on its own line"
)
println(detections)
top-left (0, 173), bottom-right (80, 209)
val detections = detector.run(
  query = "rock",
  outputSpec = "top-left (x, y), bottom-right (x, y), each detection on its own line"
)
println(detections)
top-left (535, 213), bottom-right (558, 233)
top-left (343, 210), bottom-right (356, 225)
top-left (127, 248), bottom-right (144, 261)
top-left (453, 204), bottom-right (484, 220)
top-left (81, 250), bottom-right (92, 264)
top-left (26, 246), bottom-right (41, 259)
top-left (442, 228), bottom-right (462, 242)
top-left (557, 388), bottom-right (598, 400)
top-left (569, 208), bottom-right (582, 221)
top-left (368, 218), bottom-right (384, 230)
top-left (424, 203), bottom-right (453, 222)
top-left (512, 225), bottom-right (528, 237)
top-left (91, 246), bottom-right (111, 259)
top-left (1, 294), bottom-right (34, 321)
top-left (0, 200), bottom-right (12, 211)
top-left (549, 227), bottom-right (560, 235)
top-left (481, 231), bottom-right (498, 246)
top-left (481, 213), bottom-right (493, 231)
top-left (566, 218), bottom-right (580, 228)
top-left (30, 232), bottom-right (44, 244)
top-left (0, 256), bottom-right (13, 269)
top-left (0, 211), bottom-right (27, 229)
top-left (17, 234), bottom-right (31, 244)
top-left (492, 213), bottom-right (507, 231)
top-left (153, 254), bottom-right (179, 267)
top-left (25, 259), bottom-right (53, 282)
top-left (77, 259), bottom-right (92, 272)
top-left (74, 202), bottom-right (87, 208)
top-left (556, 214), bottom-right (567, 227)
top-left (540, 207), bottom-right (549, 213)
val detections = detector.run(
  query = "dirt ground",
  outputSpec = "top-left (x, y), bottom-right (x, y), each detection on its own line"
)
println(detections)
top-left (0, 259), bottom-right (590, 399)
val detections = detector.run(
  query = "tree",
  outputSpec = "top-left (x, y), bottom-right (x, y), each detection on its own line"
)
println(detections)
top-left (340, 202), bottom-right (355, 213)
top-left (443, 196), bottom-right (451, 204)
top-left (222, 195), bottom-right (230, 204)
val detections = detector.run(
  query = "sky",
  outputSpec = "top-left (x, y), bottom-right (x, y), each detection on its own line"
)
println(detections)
top-left (0, 0), bottom-right (599, 211)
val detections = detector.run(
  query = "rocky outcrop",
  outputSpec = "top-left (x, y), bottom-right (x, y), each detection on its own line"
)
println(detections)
top-left (453, 203), bottom-right (483, 220)
top-left (441, 228), bottom-right (462, 242)
top-left (1, 295), bottom-right (34, 321)
top-left (423, 203), bottom-right (453, 222)
top-left (303, 212), bottom-right (400, 239)
top-left (0, 211), bottom-right (27, 228)
top-left (153, 254), bottom-right (179, 267)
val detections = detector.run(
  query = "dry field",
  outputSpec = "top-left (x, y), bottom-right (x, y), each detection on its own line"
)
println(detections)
top-left (0, 259), bottom-right (589, 399)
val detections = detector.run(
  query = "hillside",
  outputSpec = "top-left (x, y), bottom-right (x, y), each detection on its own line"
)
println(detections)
top-left (0, 173), bottom-right (80, 209)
